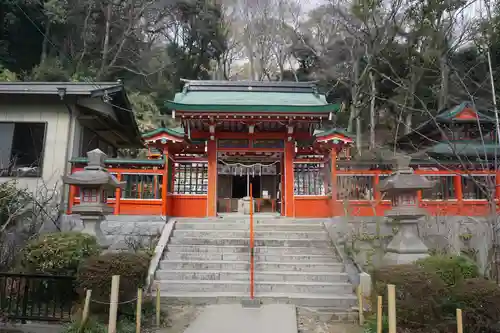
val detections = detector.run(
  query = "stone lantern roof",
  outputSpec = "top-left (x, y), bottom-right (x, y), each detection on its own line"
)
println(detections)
top-left (63, 149), bottom-right (125, 188)
top-left (379, 155), bottom-right (434, 193)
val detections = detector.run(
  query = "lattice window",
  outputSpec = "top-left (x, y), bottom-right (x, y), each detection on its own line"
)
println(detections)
top-left (122, 174), bottom-right (163, 199)
top-left (293, 163), bottom-right (326, 196)
top-left (173, 163), bottom-right (208, 194)
top-left (337, 175), bottom-right (374, 200)
top-left (421, 175), bottom-right (456, 200)
top-left (462, 175), bottom-right (495, 200)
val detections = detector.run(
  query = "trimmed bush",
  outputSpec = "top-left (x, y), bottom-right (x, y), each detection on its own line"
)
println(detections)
top-left (417, 254), bottom-right (479, 286)
top-left (76, 252), bottom-right (149, 314)
top-left (372, 264), bottom-right (448, 331)
top-left (450, 278), bottom-right (500, 333)
top-left (21, 232), bottom-right (100, 275)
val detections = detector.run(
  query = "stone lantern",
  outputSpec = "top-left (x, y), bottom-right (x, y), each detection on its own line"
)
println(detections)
top-left (379, 155), bottom-right (434, 265)
top-left (62, 149), bottom-right (124, 247)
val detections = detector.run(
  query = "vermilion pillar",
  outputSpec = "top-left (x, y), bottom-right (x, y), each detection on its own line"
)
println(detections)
top-left (330, 148), bottom-right (337, 216)
top-left (284, 141), bottom-right (295, 217)
top-left (161, 148), bottom-right (169, 216)
top-left (207, 140), bottom-right (217, 216)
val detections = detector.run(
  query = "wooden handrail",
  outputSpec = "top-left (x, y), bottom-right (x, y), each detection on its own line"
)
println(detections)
top-left (249, 183), bottom-right (255, 300)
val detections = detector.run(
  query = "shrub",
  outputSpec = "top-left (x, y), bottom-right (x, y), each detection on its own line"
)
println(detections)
top-left (76, 252), bottom-right (149, 314)
top-left (449, 278), bottom-right (500, 333)
top-left (364, 313), bottom-right (388, 333)
top-left (372, 264), bottom-right (448, 331)
top-left (21, 232), bottom-right (101, 275)
top-left (417, 254), bottom-right (479, 286)
top-left (61, 317), bottom-right (135, 333)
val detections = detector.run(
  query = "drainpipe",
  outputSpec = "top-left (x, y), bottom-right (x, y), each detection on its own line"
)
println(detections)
top-left (58, 88), bottom-right (75, 214)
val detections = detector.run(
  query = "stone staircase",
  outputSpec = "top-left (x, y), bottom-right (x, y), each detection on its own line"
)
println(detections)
top-left (155, 217), bottom-right (356, 309)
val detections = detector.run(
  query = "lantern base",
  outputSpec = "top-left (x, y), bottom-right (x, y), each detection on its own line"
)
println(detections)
top-left (383, 226), bottom-right (429, 265)
top-left (80, 215), bottom-right (109, 249)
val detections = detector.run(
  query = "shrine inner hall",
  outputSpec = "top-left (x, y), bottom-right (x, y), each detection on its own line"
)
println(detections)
top-left (68, 81), bottom-right (500, 218)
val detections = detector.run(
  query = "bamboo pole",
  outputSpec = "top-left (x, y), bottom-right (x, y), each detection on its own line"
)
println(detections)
top-left (377, 296), bottom-right (382, 333)
top-left (136, 288), bottom-right (143, 333)
top-left (156, 282), bottom-right (161, 327)
top-left (108, 275), bottom-right (120, 333)
top-left (457, 309), bottom-right (463, 333)
top-left (387, 284), bottom-right (396, 333)
top-left (357, 285), bottom-right (364, 325)
top-left (78, 289), bottom-right (92, 333)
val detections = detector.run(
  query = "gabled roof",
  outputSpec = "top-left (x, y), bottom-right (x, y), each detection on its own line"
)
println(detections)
top-left (165, 80), bottom-right (340, 113)
top-left (0, 81), bottom-right (142, 147)
top-left (436, 101), bottom-right (495, 122)
top-left (313, 128), bottom-right (354, 144)
top-left (422, 141), bottom-right (500, 158)
top-left (142, 127), bottom-right (185, 144)
top-left (394, 101), bottom-right (496, 148)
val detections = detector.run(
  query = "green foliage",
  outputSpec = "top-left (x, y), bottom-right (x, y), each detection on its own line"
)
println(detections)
top-left (449, 278), bottom-right (500, 333)
top-left (30, 58), bottom-right (71, 82)
top-left (61, 318), bottom-right (107, 333)
top-left (0, 65), bottom-right (18, 81)
top-left (61, 317), bottom-right (137, 333)
top-left (417, 254), bottom-right (479, 286)
top-left (21, 232), bottom-right (101, 275)
top-left (372, 264), bottom-right (448, 331)
top-left (364, 313), bottom-right (388, 333)
top-left (0, 180), bottom-right (31, 229)
top-left (76, 252), bottom-right (149, 314)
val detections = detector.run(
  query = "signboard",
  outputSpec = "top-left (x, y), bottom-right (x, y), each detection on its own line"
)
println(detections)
top-left (217, 164), bottom-right (277, 175)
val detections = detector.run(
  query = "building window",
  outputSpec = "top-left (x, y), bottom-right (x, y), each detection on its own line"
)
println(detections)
top-left (294, 163), bottom-right (327, 196)
top-left (0, 122), bottom-right (46, 177)
top-left (122, 174), bottom-right (163, 199)
top-left (173, 163), bottom-right (208, 194)
top-left (337, 174), bottom-right (374, 200)
top-left (422, 175), bottom-right (455, 200)
top-left (462, 175), bottom-right (495, 200)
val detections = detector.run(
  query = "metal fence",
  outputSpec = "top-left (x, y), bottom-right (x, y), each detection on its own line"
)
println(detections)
top-left (0, 273), bottom-right (77, 322)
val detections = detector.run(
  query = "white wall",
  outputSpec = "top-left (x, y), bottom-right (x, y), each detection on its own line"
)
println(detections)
top-left (0, 102), bottom-right (72, 195)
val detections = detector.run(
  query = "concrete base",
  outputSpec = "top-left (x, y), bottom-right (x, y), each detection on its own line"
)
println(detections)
top-left (241, 298), bottom-right (262, 308)
top-left (183, 304), bottom-right (297, 333)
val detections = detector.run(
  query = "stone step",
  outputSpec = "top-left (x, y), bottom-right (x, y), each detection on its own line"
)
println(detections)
top-left (166, 245), bottom-right (335, 255)
top-left (156, 270), bottom-right (350, 283)
top-left (175, 223), bottom-right (325, 231)
top-left (157, 280), bottom-right (354, 294)
top-left (169, 237), bottom-right (332, 247)
top-left (165, 252), bottom-right (339, 262)
top-left (159, 260), bottom-right (345, 272)
top-left (172, 230), bottom-right (330, 240)
top-left (158, 291), bottom-right (357, 308)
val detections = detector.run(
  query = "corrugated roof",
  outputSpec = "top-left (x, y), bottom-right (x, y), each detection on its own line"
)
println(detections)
top-left (0, 82), bottom-right (123, 95)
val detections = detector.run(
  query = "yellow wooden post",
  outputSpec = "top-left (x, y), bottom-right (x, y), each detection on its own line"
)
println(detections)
top-left (156, 282), bottom-right (161, 327)
top-left (387, 284), bottom-right (396, 333)
top-left (357, 285), bottom-right (364, 325)
top-left (377, 296), bottom-right (382, 333)
top-left (108, 276), bottom-right (120, 333)
top-left (78, 289), bottom-right (92, 333)
top-left (136, 288), bottom-right (143, 333)
top-left (457, 308), bottom-right (463, 333)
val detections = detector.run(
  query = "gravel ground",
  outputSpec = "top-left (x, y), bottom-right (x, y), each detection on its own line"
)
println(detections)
top-left (297, 307), bottom-right (363, 333)
top-left (159, 304), bottom-right (363, 333)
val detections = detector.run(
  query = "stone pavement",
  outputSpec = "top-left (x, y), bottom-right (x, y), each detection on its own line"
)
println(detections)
top-left (182, 304), bottom-right (297, 333)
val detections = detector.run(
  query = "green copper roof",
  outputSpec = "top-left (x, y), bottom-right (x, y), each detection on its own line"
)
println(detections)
top-left (425, 141), bottom-right (500, 157)
top-left (142, 127), bottom-right (184, 138)
top-left (166, 91), bottom-right (339, 113)
top-left (436, 101), bottom-right (495, 122)
top-left (69, 157), bottom-right (165, 165)
top-left (313, 128), bottom-right (355, 139)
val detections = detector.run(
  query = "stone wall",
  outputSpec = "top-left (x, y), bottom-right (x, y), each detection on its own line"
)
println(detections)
top-left (325, 215), bottom-right (495, 274)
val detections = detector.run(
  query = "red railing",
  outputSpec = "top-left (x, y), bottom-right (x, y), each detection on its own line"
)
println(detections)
top-left (249, 183), bottom-right (255, 300)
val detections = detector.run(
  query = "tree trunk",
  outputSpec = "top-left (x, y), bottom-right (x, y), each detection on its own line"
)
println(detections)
top-left (98, 3), bottom-right (112, 80)
top-left (348, 59), bottom-right (360, 133)
top-left (404, 71), bottom-right (417, 134)
top-left (40, 19), bottom-right (51, 64)
top-left (438, 54), bottom-right (449, 111)
top-left (369, 70), bottom-right (376, 150)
